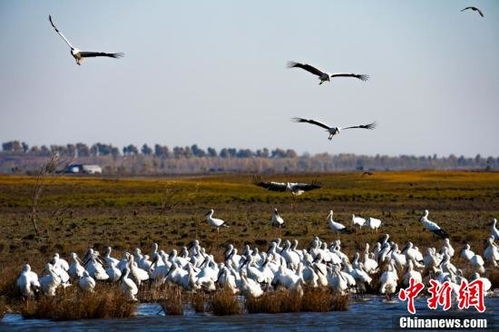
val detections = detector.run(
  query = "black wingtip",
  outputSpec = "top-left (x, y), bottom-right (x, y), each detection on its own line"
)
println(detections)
top-left (287, 61), bottom-right (298, 68)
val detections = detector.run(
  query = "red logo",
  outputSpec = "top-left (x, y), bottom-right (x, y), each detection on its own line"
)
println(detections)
top-left (398, 278), bottom-right (486, 314)
top-left (398, 278), bottom-right (425, 314)
top-left (457, 279), bottom-right (486, 313)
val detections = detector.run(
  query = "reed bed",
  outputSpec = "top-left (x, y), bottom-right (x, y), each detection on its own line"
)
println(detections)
top-left (211, 287), bottom-right (242, 315)
top-left (159, 286), bottom-right (184, 315)
top-left (190, 291), bottom-right (209, 313)
top-left (20, 285), bottom-right (136, 320)
top-left (0, 296), bottom-right (7, 319)
top-left (247, 287), bottom-right (348, 313)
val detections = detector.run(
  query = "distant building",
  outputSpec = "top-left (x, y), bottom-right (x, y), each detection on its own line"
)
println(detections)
top-left (65, 164), bottom-right (102, 175)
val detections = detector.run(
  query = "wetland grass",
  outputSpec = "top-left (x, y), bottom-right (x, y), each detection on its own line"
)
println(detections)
top-left (20, 285), bottom-right (136, 320)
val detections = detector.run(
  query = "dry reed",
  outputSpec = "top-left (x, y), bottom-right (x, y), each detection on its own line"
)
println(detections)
top-left (191, 292), bottom-right (208, 313)
top-left (20, 285), bottom-right (136, 320)
top-left (246, 288), bottom-right (301, 314)
top-left (159, 285), bottom-right (183, 315)
top-left (211, 287), bottom-right (241, 315)
top-left (246, 287), bottom-right (349, 313)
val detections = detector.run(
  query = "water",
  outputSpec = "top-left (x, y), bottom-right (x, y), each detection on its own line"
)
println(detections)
top-left (1, 296), bottom-right (497, 331)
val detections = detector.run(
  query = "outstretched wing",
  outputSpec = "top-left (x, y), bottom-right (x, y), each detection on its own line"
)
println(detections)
top-left (343, 122), bottom-right (377, 130)
top-left (292, 117), bottom-right (331, 130)
top-left (287, 61), bottom-right (325, 77)
top-left (79, 51), bottom-right (124, 59)
top-left (48, 15), bottom-right (75, 49)
top-left (330, 73), bottom-right (369, 81)
top-left (292, 182), bottom-right (321, 192)
top-left (255, 181), bottom-right (287, 192)
top-left (461, 7), bottom-right (484, 17)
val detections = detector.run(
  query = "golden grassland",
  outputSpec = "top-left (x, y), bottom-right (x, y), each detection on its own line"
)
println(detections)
top-left (0, 171), bottom-right (498, 317)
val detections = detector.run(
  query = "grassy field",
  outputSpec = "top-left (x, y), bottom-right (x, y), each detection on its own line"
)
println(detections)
top-left (1, 170), bottom-right (498, 314)
top-left (1, 170), bottom-right (498, 270)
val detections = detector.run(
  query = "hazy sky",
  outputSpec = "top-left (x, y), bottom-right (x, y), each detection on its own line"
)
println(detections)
top-left (1, 1), bottom-right (498, 156)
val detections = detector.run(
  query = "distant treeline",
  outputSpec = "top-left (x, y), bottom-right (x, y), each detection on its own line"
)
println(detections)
top-left (1, 140), bottom-right (297, 159)
top-left (1, 140), bottom-right (498, 175)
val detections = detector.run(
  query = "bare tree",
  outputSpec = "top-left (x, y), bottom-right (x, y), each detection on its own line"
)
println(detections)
top-left (29, 153), bottom-right (72, 238)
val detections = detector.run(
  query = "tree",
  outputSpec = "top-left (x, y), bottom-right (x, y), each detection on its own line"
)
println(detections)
top-left (40, 145), bottom-right (51, 156)
top-left (236, 149), bottom-right (253, 158)
top-left (2, 140), bottom-right (22, 152)
top-left (271, 148), bottom-right (286, 158)
top-left (173, 146), bottom-right (184, 159)
top-left (154, 144), bottom-right (170, 158)
top-left (191, 144), bottom-right (206, 157)
top-left (285, 149), bottom-right (298, 158)
top-left (29, 146), bottom-right (40, 155)
top-left (66, 144), bottom-right (76, 157)
top-left (76, 143), bottom-right (90, 157)
top-left (207, 147), bottom-right (217, 157)
top-left (22, 142), bottom-right (29, 153)
top-left (256, 148), bottom-right (270, 158)
top-left (141, 144), bottom-right (152, 156)
top-left (123, 144), bottom-right (139, 156)
top-left (219, 148), bottom-right (229, 158)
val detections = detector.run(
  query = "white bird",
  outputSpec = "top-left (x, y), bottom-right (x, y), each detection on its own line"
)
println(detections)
top-left (293, 118), bottom-right (376, 141)
top-left (287, 61), bottom-right (369, 85)
top-left (79, 271), bottom-right (96, 292)
top-left (120, 266), bottom-right (138, 301)
top-left (352, 214), bottom-right (366, 228)
top-left (240, 271), bottom-right (264, 298)
top-left (129, 257), bottom-right (149, 287)
top-left (379, 261), bottom-right (399, 295)
top-left (469, 254), bottom-right (485, 274)
top-left (39, 263), bottom-right (62, 296)
top-left (402, 260), bottom-right (422, 287)
top-left (106, 262), bottom-right (122, 282)
top-left (470, 273), bottom-right (491, 294)
top-left (484, 237), bottom-right (499, 266)
top-left (362, 244), bottom-right (378, 274)
top-left (461, 6), bottom-right (484, 17)
top-left (460, 244), bottom-right (475, 261)
top-left (491, 218), bottom-right (499, 240)
top-left (271, 208), bottom-right (285, 228)
top-left (367, 217), bottom-right (382, 231)
top-left (205, 209), bottom-right (229, 232)
top-left (327, 210), bottom-right (349, 233)
top-left (17, 264), bottom-right (40, 299)
top-left (255, 180), bottom-right (321, 196)
top-left (68, 252), bottom-right (86, 278)
top-left (48, 15), bottom-right (124, 65)
top-left (85, 254), bottom-right (109, 281)
top-left (103, 247), bottom-right (120, 267)
top-left (52, 253), bottom-right (69, 272)
top-left (419, 210), bottom-right (449, 238)
top-left (442, 238), bottom-right (455, 257)
top-left (328, 265), bottom-right (349, 294)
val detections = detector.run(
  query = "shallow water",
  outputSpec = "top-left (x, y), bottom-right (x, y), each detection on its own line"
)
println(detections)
top-left (1, 296), bottom-right (497, 331)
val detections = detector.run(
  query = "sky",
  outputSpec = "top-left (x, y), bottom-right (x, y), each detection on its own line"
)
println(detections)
top-left (0, 0), bottom-right (498, 157)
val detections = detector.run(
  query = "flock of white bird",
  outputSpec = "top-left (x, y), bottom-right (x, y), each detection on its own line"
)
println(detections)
top-left (17, 214), bottom-right (498, 302)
